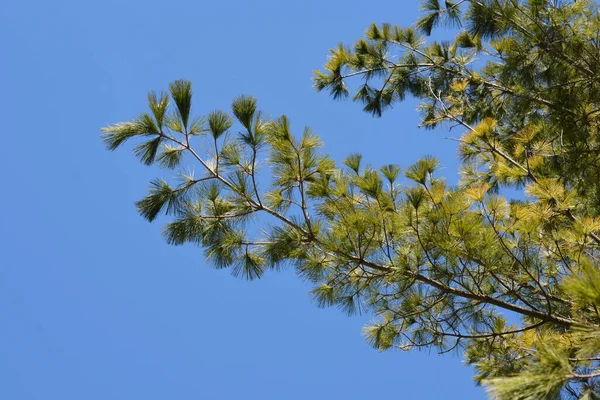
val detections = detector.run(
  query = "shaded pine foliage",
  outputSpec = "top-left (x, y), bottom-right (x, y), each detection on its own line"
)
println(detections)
top-left (103, 1), bottom-right (600, 398)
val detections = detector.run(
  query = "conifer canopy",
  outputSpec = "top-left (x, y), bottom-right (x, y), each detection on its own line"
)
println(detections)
top-left (103, 1), bottom-right (600, 398)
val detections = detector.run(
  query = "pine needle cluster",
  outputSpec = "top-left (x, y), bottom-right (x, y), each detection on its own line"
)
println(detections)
top-left (103, 1), bottom-right (600, 398)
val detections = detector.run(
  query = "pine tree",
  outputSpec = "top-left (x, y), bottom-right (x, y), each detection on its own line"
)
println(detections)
top-left (102, 1), bottom-right (600, 398)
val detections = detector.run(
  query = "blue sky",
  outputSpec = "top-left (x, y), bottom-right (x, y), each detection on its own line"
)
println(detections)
top-left (1, 1), bottom-right (483, 398)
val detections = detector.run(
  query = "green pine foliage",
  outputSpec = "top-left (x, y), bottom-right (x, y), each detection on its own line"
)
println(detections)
top-left (103, 1), bottom-right (600, 398)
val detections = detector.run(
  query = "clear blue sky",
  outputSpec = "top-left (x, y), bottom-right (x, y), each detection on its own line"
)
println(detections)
top-left (1, 1), bottom-right (484, 398)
